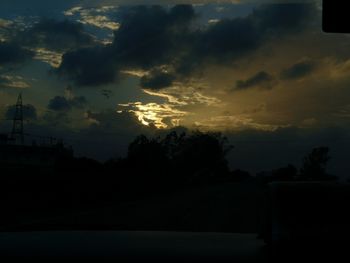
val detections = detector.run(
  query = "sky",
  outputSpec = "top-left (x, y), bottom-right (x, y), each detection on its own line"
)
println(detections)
top-left (1, 0), bottom-right (350, 178)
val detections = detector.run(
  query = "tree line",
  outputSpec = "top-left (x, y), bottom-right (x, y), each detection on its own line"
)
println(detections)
top-left (54, 130), bottom-right (336, 191)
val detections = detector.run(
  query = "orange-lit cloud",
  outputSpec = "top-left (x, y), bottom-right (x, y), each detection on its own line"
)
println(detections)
top-left (64, 6), bottom-right (120, 30)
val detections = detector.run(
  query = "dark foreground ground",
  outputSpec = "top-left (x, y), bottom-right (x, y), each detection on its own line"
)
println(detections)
top-left (0, 231), bottom-right (263, 262)
top-left (0, 179), bottom-right (262, 233)
top-left (2, 177), bottom-right (350, 261)
top-left (0, 231), bottom-right (349, 262)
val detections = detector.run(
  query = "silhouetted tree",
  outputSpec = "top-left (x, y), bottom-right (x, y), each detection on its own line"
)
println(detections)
top-left (300, 147), bottom-right (336, 181)
top-left (165, 131), bottom-right (233, 185)
top-left (128, 135), bottom-right (168, 166)
top-left (118, 130), bottom-right (234, 189)
top-left (126, 134), bottom-right (170, 190)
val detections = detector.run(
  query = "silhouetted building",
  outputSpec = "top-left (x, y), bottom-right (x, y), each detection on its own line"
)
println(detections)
top-left (0, 138), bottom-right (73, 169)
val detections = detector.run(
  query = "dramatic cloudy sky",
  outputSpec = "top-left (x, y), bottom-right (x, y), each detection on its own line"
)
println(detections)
top-left (1, 0), bottom-right (350, 178)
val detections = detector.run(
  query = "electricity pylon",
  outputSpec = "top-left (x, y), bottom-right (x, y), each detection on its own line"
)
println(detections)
top-left (11, 93), bottom-right (24, 145)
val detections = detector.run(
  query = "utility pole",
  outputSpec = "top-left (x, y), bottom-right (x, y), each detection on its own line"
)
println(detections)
top-left (11, 93), bottom-right (24, 145)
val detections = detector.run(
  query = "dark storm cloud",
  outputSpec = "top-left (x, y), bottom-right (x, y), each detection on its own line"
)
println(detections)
top-left (196, 18), bottom-right (261, 62)
top-left (57, 46), bottom-right (118, 86)
top-left (251, 3), bottom-right (315, 34)
top-left (57, 3), bottom-right (315, 87)
top-left (281, 60), bottom-right (317, 80)
top-left (85, 109), bottom-right (144, 130)
top-left (56, 4), bottom-right (195, 86)
top-left (0, 42), bottom-right (34, 66)
top-left (0, 0), bottom-right (78, 15)
top-left (179, 3), bottom-right (315, 71)
top-left (17, 19), bottom-right (95, 52)
top-left (48, 96), bottom-right (71, 111)
top-left (48, 96), bottom-right (87, 111)
top-left (5, 104), bottom-right (37, 120)
top-left (236, 71), bottom-right (274, 90)
top-left (140, 71), bottom-right (176, 90)
top-left (114, 5), bottom-right (196, 69)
